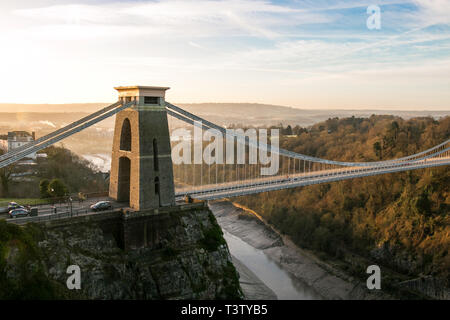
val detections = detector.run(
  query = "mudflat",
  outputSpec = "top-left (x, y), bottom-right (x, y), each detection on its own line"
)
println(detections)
top-left (210, 200), bottom-right (391, 300)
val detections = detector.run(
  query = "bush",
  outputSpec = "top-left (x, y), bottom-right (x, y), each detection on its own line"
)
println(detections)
top-left (200, 223), bottom-right (226, 252)
top-left (39, 179), bottom-right (51, 198)
top-left (48, 179), bottom-right (68, 198)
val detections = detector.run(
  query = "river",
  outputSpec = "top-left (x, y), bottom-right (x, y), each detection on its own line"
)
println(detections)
top-left (210, 200), bottom-right (388, 300)
top-left (223, 230), bottom-right (323, 300)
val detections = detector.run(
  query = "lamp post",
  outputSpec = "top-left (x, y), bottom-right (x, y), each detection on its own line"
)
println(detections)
top-left (50, 188), bottom-right (57, 215)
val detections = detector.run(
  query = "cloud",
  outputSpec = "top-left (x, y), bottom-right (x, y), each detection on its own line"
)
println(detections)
top-left (38, 120), bottom-right (56, 128)
top-left (12, 0), bottom-right (333, 39)
top-left (411, 0), bottom-right (450, 28)
top-left (290, 0), bottom-right (410, 11)
top-left (188, 41), bottom-right (205, 49)
top-left (10, 0), bottom-right (449, 43)
top-left (412, 0), bottom-right (450, 26)
top-left (1, 1), bottom-right (449, 108)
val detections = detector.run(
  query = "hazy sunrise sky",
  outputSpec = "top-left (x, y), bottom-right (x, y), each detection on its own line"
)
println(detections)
top-left (0, 0), bottom-right (449, 109)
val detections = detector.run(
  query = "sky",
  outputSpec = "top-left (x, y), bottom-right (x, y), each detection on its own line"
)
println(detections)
top-left (0, 0), bottom-right (449, 110)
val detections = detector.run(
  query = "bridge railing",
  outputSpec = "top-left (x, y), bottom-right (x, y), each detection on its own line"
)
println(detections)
top-left (6, 205), bottom-right (119, 225)
top-left (7, 208), bottom-right (88, 225)
top-left (0, 191), bottom-right (110, 208)
top-left (173, 155), bottom-right (450, 200)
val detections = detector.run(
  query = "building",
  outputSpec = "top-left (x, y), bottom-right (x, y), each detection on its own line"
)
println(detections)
top-left (6, 131), bottom-right (37, 159)
top-left (0, 134), bottom-right (7, 152)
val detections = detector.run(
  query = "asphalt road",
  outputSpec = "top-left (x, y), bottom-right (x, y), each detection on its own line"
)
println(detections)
top-left (0, 197), bottom-right (128, 220)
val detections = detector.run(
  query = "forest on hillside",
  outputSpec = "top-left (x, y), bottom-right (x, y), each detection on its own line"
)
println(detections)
top-left (235, 115), bottom-right (449, 283)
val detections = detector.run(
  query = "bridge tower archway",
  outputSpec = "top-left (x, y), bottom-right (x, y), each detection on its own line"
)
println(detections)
top-left (120, 118), bottom-right (132, 151)
top-left (109, 86), bottom-right (175, 210)
top-left (117, 156), bottom-right (131, 202)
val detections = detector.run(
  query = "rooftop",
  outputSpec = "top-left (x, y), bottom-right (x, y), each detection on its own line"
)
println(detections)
top-left (114, 85), bottom-right (170, 91)
top-left (114, 85), bottom-right (170, 99)
top-left (8, 131), bottom-right (35, 141)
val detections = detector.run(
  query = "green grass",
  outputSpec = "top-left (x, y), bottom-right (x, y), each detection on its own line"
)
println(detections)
top-left (0, 198), bottom-right (50, 207)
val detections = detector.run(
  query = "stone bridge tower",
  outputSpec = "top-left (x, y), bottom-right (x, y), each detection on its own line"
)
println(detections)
top-left (109, 86), bottom-right (175, 210)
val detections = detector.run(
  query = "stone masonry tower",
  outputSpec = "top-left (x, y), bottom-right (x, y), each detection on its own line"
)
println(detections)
top-left (109, 86), bottom-right (176, 210)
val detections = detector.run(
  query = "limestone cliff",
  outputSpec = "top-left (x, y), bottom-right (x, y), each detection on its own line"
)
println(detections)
top-left (0, 203), bottom-right (243, 300)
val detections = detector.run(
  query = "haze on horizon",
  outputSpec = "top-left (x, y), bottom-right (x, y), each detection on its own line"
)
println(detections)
top-left (0, 0), bottom-right (449, 111)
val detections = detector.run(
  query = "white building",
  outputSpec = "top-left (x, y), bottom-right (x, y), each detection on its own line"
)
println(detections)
top-left (6, 131), bottom-right (37, 160)
top-left (0, 135), bottom-right (7, 152)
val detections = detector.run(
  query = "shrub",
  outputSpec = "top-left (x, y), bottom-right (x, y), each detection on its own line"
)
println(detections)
top-left (48, 179), bottom-right (68, 198)
top-left (39, 179), bottom-right (51, 198)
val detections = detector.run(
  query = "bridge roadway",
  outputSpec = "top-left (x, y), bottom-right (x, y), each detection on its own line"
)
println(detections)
top-left (3, 157), bottom-right (448, 225)
top-left (3, 197), bottom-right (190, 225)
top-left (2, 197), bottom-right (128, 225)
top-left (174, 156), bottom-right (450, 201)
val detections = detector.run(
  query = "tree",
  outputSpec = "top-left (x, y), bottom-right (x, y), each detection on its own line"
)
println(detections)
top-left (373, 141), bottom-right (382, 160)
top-left (0, 167), bottom-right (13, 197)
top-left (48, 179), bottom-right (68, 198)
top-left (38, 146), bottom-right (108, 194)
top-left (39, 179), bottom-right (51, 198)
top-left (390, 121), bottom-right (400, 140)
top-left (0, 150), bottom-right (16, 197)
top-left (285, 125), bottom-right (293, 135)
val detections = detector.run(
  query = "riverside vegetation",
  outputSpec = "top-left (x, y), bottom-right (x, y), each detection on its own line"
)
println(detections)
top-left (235, 115), bottom-right (449, 294)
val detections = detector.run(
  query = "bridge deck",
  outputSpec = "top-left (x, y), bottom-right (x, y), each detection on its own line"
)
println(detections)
top-left (175, 156), bottom-right (450, 200)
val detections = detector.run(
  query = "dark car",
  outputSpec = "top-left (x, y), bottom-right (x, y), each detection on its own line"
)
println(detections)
top-left (9, 208), bottom-right (30, 218)
top-left (90, 201), bottom-right (113, 212)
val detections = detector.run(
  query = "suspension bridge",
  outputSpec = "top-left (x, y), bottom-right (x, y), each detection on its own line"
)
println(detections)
top-left (1, 86), bottom-right (449, 211)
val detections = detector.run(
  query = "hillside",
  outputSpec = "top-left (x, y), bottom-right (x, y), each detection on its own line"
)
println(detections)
top-left (235, 115), bottom-right (450, 293)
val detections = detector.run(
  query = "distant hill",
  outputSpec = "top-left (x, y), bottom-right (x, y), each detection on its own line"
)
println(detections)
top-left (0, 103), bottom-right (110, 113)
top-left (0, 102), bottom-right (448, 128)
top-left (176, 103), bottom-right (450, 127)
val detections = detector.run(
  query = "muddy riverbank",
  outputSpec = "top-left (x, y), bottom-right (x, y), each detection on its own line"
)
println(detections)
top-left (210, 200), bottom-right (391, 300)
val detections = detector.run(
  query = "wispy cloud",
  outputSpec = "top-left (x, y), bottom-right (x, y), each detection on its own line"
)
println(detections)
top-left (188, 41), bottom-right (205, 49)
top-left (0, 0), bottom-right (448, 109)
top-left (412, 0), bottom-right (450, 26)
top-left (12, 0), bottom-right (333, 39)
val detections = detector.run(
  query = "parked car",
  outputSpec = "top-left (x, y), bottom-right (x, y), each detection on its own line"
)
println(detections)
top-left (90, 201), bottom-right (113, 212)
top-left (9, 208), bottom-right (30, 218)
top-left (8, 202), bottom-right (24, 211)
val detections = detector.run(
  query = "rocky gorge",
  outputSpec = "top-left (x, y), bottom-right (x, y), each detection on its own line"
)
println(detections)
top-left (0, 203), bottom-right (243, 299)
